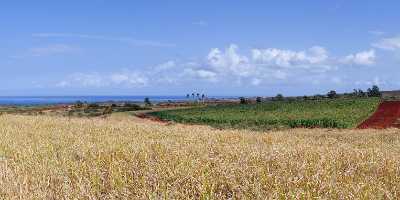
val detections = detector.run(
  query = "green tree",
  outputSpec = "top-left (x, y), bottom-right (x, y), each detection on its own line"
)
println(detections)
top-left (327, 90), bottom-right (337, 99)
top-left (367, 85), bottom-right (381, 97)
top-left (358, 89), bottom-right (366, 97)
top-left (275, 94), bottom-right (284, 101)
top-left (144, 97), bottom-right (152, 106)
top-left (239, 97), bottom-right (248, 104)
top-left (74, 101), bottom-right (84, 108)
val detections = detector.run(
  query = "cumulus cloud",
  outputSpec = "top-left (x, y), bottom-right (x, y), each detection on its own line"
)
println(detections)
top-left (57, 72), bottom-right (148, 88)
top-left (251, 78), bottom-right (262, 86)
top-left (251, 46), bottom-right (328, 67)
top-left (372, 36), bottom-right (400, 50)
top-left (331, 77), bottom-right (343, 85)
top-left (355, 77), bottom-right (386, 86)
top-left (183, 69), bottom-right (217, 82)
top-left (207, 44), bottom-right (254, 77)
top-left (368, 30), bottom-right (385, 36)
top-left (56, 44), bottom-right (377, 88)
top-left (154, 60), bottom-right (176, 71)
top-left (341, 49), bottom-right (376, 66)
top-left (110, 72), bottom-right (149, 86)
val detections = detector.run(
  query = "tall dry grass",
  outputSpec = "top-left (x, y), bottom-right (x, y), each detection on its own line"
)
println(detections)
top-left (0, 114), bottom-right (399, 199)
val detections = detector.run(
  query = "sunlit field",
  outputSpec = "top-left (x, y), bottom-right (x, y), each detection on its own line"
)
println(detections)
top-left (150, 98), bottom-right (380, 130)
top-left (0, 114), bottom-right (399, 199)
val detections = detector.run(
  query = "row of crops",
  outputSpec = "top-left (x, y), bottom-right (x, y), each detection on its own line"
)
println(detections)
top-left (149, 98), bottom-right (381, 130)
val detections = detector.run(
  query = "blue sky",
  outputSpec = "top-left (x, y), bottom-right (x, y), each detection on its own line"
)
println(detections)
top-left (1, 0), bottom-right (400, 96)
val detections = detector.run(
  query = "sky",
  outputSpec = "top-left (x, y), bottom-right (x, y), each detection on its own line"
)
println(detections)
top-left (1, 0), bottom-right (400, 96)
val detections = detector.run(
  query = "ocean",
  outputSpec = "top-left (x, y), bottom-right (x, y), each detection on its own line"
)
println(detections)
top-left (0, 96), bottom-right (236, 105)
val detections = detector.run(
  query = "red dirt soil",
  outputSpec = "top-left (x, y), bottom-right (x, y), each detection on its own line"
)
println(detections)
top-left (358, 101), bottom-right (400, 129)
top-left (135, 113), bottom-right (170, 124)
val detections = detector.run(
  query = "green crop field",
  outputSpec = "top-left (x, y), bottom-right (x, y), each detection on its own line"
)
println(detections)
top-left (149, 98), bottom-right (381, 130)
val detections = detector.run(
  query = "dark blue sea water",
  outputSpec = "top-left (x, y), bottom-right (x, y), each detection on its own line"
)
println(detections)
top-left (0, 96), bottom-right (235, 105)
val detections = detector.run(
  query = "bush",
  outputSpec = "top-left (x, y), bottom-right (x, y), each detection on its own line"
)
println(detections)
top-left (239, 97), bottom-right (248, 104)
top-left (144, 97), bottom-right (152, 106)
top-left (287, 118), bottom-right (345, 128)
top-left (256, 97), bottom-right (262, 103)
top-left (353, 89), bottom-right (366, 97)
top-left (125, 103), bottom-right (141, 109)
top-left (116, 103), bottom-right (143, 112)
top-left (327, 90), bottom-right (338, 99)
top-left (367, 85), bottom-right (381, 97)
top-left (275, 94), bottom-right (284, 101)
top-left (74, 101), bottom-right (84, 108)
top-left (102, 106), bottom-right (113, 115)
top-left (87, 103), bottom-right (100, 108)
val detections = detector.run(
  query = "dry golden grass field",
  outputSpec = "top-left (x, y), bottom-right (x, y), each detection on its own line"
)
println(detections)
top-left (0, 114), bottom-right (400, 199)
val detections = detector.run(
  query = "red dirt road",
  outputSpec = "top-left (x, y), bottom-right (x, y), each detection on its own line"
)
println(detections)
top-left (358, 101), bottom-right (400, 129)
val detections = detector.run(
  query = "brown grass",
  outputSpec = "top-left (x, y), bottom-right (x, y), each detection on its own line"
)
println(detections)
top-left (0, 114), bottom-right (399, 199)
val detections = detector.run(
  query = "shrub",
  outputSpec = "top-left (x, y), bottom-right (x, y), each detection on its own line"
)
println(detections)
top-left (239, 97), bottom-right (248, 104)
top-left (275, 94), bottom-right (284, 101)
top-left (87, 103), bottom-right (100, 108)
top-left (354, 89), bottom-right (366, 97)
top-left (314, 94), bottom-right (326, 100)
top-left (144, 97), bottom-right (152, 106)
top-left (102, 106), bottom-right (113, 115)
top-left (367, 85), bottom-right (381, 97)
top-left (74, 101), bottom-right (84, 108)
top-left (327, 90), bottom-right (338, 99)
top-left (116, 103), bottom-right (143, 112)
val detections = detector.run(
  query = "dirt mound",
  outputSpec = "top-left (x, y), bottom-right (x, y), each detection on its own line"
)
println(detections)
top-left (358, 101), bottom-right (400, 129)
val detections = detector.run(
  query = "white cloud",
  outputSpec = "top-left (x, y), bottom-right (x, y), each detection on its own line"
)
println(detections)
top-left (368, 30), bottom-right (385, 36)
top-left (55, 44), bottom-right (379, 89)
top-left (207, 44), bottom-right (254, 77)
top-left (29, 44), bottom-right (79, 56)
top-left (111, 72), bottom-right (148, 86)
top-left (273, 70), bottom-right (288, 80)
top-left (372, 36), bottom-right (400, 50)
top-left (57, 72), bottom-right (148, 88)
top-left (341, 49), bottom-right (376, 66)
top-left (204, 44), bottom-right (337, 85)
top-left (251, 78), bottom-right (262, 86)
top-left (355, 77), bottom-right (386, 86)
top-left (56, 81), bottom-right (70, 87)
top-left (251, 46), bottom-right (328, 67)
top-left (193, 20), bottom-right (208, 26)
top-left (153, 60), bottom-right (176, 72)
top-left (69, 73), bottom-right (107, 87)
top-left (183, 69), bottom-right (217, 82)
top-left (110, 74), bottom-right (129, 84)
top-left (331, 77), bottom-right (343, 85)
top-left (33, 33), bottom-right (176, 47)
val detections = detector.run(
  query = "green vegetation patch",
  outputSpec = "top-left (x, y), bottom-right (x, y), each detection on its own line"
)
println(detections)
top-left (149, 98), bottom-right (380, 130)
